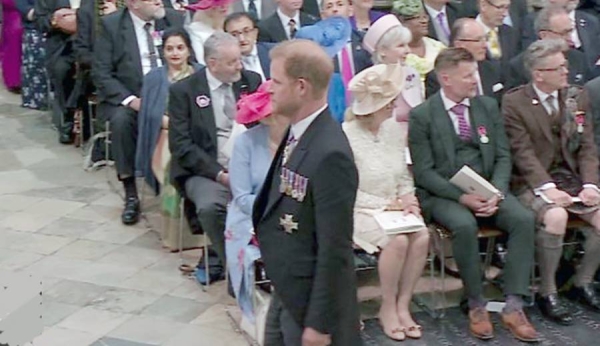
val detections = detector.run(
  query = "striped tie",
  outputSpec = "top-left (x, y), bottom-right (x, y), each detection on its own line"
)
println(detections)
top-left (452, 104), bottom-right (471, 141)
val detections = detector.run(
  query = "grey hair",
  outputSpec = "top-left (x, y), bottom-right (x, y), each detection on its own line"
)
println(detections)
top-left (534, 5), bottom-right (567, 34)
top-left (203, 32), bottom-right (238, 61)
top-left (523, 39), bottom-right (567, 73)
top-left (373, 25), bottom-right (412, 63)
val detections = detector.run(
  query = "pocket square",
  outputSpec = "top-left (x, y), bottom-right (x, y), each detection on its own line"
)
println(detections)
top-left (492, 83), bottom-right (504, 93)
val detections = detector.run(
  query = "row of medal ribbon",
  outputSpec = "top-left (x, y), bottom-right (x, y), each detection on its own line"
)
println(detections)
top-left (279, 167), bottom-right (308, 202)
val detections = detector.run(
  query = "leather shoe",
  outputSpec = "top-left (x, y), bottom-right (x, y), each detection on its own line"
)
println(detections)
top-left (59, 122), bottom-right (74, 144)
top-left (568, 283), bottom-right (600, 312)
top-left (468, 307), bottom-right (494, 340)
top-left (536, 294), bottom-right (573, 325)
top-left (121, 197), bottom-right (140, 225)
top-left (501, 310), bottom-right (540, 343)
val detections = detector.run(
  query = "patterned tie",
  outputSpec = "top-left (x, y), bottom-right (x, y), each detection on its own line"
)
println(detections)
top-left (282, 133), bottom-right (298, 166)
top-left (436, 12), bottom-right (450, 43)
top-left (546, 95), bottom-right (558, 117)
top-left (220, 83), bottom-right (236, 120)
top-left (340, 46), bottom-right (353, 106)
top-left (487, 29), bottom-right (502, 59)
top-left (143, 22), bottom-right (158, 69)
top-left (248, 0), bottom-right (259, 20)
top-left (288, 19), bottom-right (297, 39)
top-left (451, 104), bottom-right (471, 141)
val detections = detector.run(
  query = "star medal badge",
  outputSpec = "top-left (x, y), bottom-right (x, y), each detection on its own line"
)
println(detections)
top-left (280, 214), bottom-right (298, 234)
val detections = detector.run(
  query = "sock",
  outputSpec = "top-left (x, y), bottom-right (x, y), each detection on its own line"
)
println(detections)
top-left (536, 230), bottom-right (563, 297)
top-left (123, 177), bottom-right (138, 199)
top-left (468, 296), bottom-right (487, 310)
top-left (575, 228), bottom-right (600, 287)
top-left (503, 294), bottom-right (524, 314)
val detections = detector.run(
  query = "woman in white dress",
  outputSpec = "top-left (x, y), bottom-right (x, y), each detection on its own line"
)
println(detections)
top-left (343, 63), bottom-right (429, 341)
top-left (185, 0), bottom-right (231, 64)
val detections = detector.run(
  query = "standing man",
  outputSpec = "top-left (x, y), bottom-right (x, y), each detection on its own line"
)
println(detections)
top-left (93, 0), bottom-right (183, 225)
top-left (503, 39), bottom-right (600, 325)
top-left (409, 48), bottom-right (538, 342)
top-left (257, 0), bottom-right (319, 43)
top-left (253, 39), bottom-right (362, 346)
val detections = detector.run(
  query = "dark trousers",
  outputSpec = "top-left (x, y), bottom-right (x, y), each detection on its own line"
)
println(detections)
top-left (429, 193), bottom-right (535, 298)
top-left (184, 175), bottom-right (229, 266)
top-left (264, 293), bottom-right (303, 346)
top-left (98, 102), bottom-right (137, 178)
top-left (47, 54), bottom-right (76, 129)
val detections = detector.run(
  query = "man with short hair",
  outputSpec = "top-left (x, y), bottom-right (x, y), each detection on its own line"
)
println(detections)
top-left (423, 0), bottom-right (462, 45)
top-left (231, 0), bottom-right (278, 20)
top-left (169, 32), bottom-right (262, 283)
top-left (225, 12), bottom-right (274, 81)
top-left (409, 47), bottom-right (538, 342)
top-left (426, 18), bottom-right (503, 101)
top-left (506, 5), bottom-right (591, 89)
top-left (476, 0), bottom-right (520, 69)
top-left (257, 0), bottom-right (319, 42)
top-left (253, 39), bottom-right (361, 346)
top-left (503, 39), bottom-right (600, 325)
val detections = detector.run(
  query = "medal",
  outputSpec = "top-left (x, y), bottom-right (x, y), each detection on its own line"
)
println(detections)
top-left (477, 126), bottom-right (489, 144)
top-left (576, 112), bottom-right (585, 134)
top-left (299, 176), bottom-right (308, 202)
top-left (279, 168), bottom-right (288, 193)
top-left (291, 172), bottom-right (299, 199)
top-left (280, 214), bottom-right (298, 234)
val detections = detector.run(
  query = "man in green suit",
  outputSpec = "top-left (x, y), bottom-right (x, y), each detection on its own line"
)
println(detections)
top-left (408, 48), bottom-right (538, 343)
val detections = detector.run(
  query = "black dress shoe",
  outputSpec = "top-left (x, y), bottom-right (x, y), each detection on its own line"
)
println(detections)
top-left (59, 122), bottom-right (74, 144)
top-left (536, 294), bottom-right (573, 325)
top-left (121, 197), bottom-right (140, 225)
top-left (568, 283), bottom-right (600, 312)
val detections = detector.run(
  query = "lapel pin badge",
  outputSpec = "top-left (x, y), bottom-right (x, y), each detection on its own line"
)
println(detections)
top-left (478, 125), bottom-right (489, 144)
top-left (532, 99), bottom-right (539, 105)
top-left (576, 112), bottom-right (585, 134)
top-left (196, 95), bottom-right (211, 108)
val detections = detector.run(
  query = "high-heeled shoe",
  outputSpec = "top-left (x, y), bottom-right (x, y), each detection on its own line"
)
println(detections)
top-left (404, 324), bottom-right (422, 339)
top-left (378, 320), bottom-right (405, 341)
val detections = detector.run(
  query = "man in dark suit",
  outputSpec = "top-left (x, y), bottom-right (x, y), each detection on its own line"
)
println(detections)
top-left (224, 11), bottom-right (274, 81)
top-left (475, 0), bottom-right (520, 72)
top-left (426, 18), bottom-right (504, 101)
top-left (409, 48), bottom-right (538, 342)
top-left (257, 0), bottom-right (319, 42)
top-left (460, 0), bottom-right (528, 36)
top-left (92, 0), bottom-right (183, 225)
top-left (231, 0), bottom-right (278, 20)
top-left (506, 6), bottom-right (591, 89)
top-left (502, 39), bottom-right (600, 324)
top-left (253, 40), bottom-right (361, 346)
top-left (169, 32), bottom-right (262, 283)
top-left (35, 0), bottom-right (78, 143)
top-left (522, 0), bottom-right (600, 71)
top-left (423, 0), bottom-right (462, 46)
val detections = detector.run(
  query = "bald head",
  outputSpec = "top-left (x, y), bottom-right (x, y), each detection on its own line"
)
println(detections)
top-left (450, 18), bottom-right (487, 61)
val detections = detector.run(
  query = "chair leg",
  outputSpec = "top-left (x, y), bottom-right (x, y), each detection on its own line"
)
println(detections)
top-left (204, 233), bottom-right (210, 288)
top-left (439, 229), bottom-right (447, 318)
top-left (483, 237), bottom-right (496, 281)
top-left (178, 197), bottom-right (185, 266)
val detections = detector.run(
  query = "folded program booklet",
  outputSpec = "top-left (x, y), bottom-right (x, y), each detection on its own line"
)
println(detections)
top-left (449, 165), bottom-right (500, 199)
top-left (374, 211), bottom-right (426, 235)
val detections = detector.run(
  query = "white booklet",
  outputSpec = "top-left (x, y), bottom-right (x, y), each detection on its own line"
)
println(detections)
top-left (449, 165), bottom-right (500, 199)
top-left (374, 211), bottom-right (426, 235)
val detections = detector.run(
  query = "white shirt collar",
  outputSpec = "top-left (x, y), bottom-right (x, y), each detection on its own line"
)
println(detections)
top-left (277, 8), bottom-right (300, 27)
top-left (424, 4), bottom-right (446, 18)
top-left (129, 11), bottom-right (154, 30)
top-left (290, 104), bottom-right (328, 141)
top-left (532, 83), bottom-right (558, 102)
top-left (206, 69), bottom-right (226, 92)
top-left (440, 89), bottom-right (470, 112)
top-left (569, 10), bottom-right (576, 21)
top-left (475, 14), bottom-right (493, 33)
top-left (247, 44), bottom-right (258, 58)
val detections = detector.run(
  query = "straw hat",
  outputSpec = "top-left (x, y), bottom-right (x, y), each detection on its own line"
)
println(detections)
top-left (349, 63), bottom-right (404, 116)
top-left (235, 81), bottom-right (272, 125)
top-left (362, 14), bottom-right (403, 54)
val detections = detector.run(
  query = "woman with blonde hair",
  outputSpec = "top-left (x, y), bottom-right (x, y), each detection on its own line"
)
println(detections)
top-left (185, 0), bottom-right (232, 64)
top-left (362, 14), bottom-right (424, 135)
top-left (343, 63), bottom-right (429, 341)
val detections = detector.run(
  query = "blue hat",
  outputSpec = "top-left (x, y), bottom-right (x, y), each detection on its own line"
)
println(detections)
top-left (295, 16), bottom-right (352, 58)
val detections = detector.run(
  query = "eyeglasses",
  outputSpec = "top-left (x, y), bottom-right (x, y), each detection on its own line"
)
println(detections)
top-left (485, 0), bottom-right (510, 11)
top-left (229, 27), bottom-right (257, 38)
top-left (457, 37), bottom-right (487, 43)
top-left (543, 28), bottom-right (575, 37)
top-left (536, 62), bottom-right (569, 72)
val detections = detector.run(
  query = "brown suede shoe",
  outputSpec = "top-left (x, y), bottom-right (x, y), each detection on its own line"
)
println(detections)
top-left (501, 310), bottom-right (540, 343)
top-left (468, 307), bottom-right (494, 340)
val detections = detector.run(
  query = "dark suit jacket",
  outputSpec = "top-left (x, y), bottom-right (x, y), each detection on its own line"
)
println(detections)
top-left (502, 84), bottom-right (599, 193)
top-left (425, 60), bottom-right (503, 102)
top-left (460, 0), bottom-right (528, 35)
top-left (231, 0), bottom-right (277, 20)
top-left (408, 93), bottom-right (512, 220)
top-left (505, 49), bottom-right (590, 91)
top-left (15, 0), bottom-right (36, 29)
top-left (522, 10), bottom-right (600, 70)
top-left (487, 24), bottom-right (520, 73)
top-left (257, 11), bottom-right (319, 42)
top-left (426, 3), bottom-right (461, 43)
top-left (333, 30), bottom-right (372, 75)
top-left (256, 41), bottom-right (274, 79)
top-left (92, 8), bottom-right (183, 106)
top-left (34, 0), bottom-right (74, 63)
top-left (252, 109), bottom-right (361, 345)
top-left (584, 76), bottom-right (600, 155)
top-left (168, 68), bottom-right (262, 187)
top-left (73, 0), bottom-right (94, 68)
top-left (301, 0), bottom-right (320, 18)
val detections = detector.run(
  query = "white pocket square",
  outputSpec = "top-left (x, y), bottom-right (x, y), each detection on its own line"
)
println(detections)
top-left (493, 83), bottom-right (504, 93)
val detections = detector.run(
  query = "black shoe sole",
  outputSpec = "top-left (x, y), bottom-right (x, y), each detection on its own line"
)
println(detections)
top-left (122, 215), bottom-right (140, 225)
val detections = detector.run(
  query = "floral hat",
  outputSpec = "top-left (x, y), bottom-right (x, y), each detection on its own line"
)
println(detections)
top-left (236, 81), bottom-right (273, 125)
top-left (294, 16), bottom-right (352, 58)
top-left (392, 0), bottom-right (424, 18)
top-left (349, 63), bottom-right (405, 115)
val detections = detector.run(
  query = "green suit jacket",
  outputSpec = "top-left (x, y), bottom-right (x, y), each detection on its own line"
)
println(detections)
top-left (408, 92), bottom-right (512, 220)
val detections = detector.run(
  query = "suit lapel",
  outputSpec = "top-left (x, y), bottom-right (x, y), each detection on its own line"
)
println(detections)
top-left (256, 44), bottom-right (270, 78)
top-left (575, 11), bottom-right (590, 53)
top-left (431, 94), bottom-right (456, 166)
top-left (122, 10), bottom-right (143, 81)
top-left (271, 14), bottom-right (288, 41)
top-left (196, 69), bottom-right (218, 148)
top-left (525, 84), bottom-right (553, 143)
top-left (261, 128), bottom-right (291, 222)
top-left (469, 97), bottom-right (493, 172)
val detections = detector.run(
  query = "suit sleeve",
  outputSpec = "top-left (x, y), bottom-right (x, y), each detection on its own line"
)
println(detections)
top-left (34, 0), bottom-right (54, 33)
top-left (408, 107), bottom-right (464, 201)
top-left (575, 90), bottom-right (600, 184)
top-left (92, 17), bottom-right (135, 106)
top-left (229, 134), bottom-right (256, 216)
top-left (168, 82), bottom-right (224, 180)
top-left (74, 0), bottom-right (93, 67)
top-left (304, 150), bottom-right (358, 334)
top-left (484, 99), bottom-right (512, 193)
top-left (501, 93), bottom-right (552, 188)
top-left (425, 72), bottom-right (440, 99)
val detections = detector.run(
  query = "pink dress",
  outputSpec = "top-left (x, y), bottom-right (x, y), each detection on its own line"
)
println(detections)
top-left (0, 0), bottom-right (23, 89)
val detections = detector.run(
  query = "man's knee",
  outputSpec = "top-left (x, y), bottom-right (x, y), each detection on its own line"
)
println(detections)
top-left (542, 208), bottom-right (569, 235)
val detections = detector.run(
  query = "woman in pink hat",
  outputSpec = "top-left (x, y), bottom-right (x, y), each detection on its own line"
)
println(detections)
top-left (225, 80), bottom-right (289, 327)
top-left (185, 0), bottom-right (232, 64)
top-left (362, 14), bottom-right (424, 138)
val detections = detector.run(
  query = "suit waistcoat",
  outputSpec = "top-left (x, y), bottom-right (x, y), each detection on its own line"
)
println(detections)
top-left (453, 132), bottom-right (486, 179)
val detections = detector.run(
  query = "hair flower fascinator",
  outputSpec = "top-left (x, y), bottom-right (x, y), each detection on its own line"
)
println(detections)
top-left (294, 16), bottom-right (352, 58)
top-left (236, 80), bottom-right (273, 125)
top-left (349, 63), bottom-right (405, 115)
top-left (185, 0), bottom-right (233, 11)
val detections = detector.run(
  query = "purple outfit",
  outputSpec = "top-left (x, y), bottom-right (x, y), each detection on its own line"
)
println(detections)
top-left (349, 10), bottom-right (385, 31)
top-left (0, 0), bottom-right (23, 89)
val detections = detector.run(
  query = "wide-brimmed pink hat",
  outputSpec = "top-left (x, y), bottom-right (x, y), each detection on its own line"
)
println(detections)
top-left (185, 0), bottom-right (233, 11)
top-left (236, 81), bottom-right (272, 125)
top-left (362, 14), bottom-right (402, 54)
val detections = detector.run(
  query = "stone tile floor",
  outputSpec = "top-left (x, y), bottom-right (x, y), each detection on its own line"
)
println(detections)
top-left (0, 86), bottom-right (467, 345)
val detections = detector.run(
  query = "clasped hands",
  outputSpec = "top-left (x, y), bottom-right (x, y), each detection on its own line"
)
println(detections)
top-left (544, 187), bottom-right (600, 207)
top-left (459, 194), bottom-right (500, 217)
top-left (385, 193), bottom-right (421, 217)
